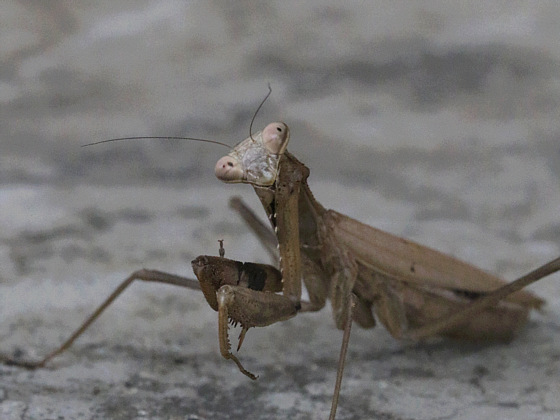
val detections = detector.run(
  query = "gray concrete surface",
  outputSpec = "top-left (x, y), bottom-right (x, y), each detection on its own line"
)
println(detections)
top-left (1, 1), bottom-right (560, 419)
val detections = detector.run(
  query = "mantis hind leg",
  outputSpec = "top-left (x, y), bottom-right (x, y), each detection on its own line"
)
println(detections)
top-left (404, 257), bottom-right (560, 341)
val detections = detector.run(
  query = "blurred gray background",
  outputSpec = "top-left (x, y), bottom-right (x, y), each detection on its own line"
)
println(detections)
top-left (1, 1), bottom-right (559, 419)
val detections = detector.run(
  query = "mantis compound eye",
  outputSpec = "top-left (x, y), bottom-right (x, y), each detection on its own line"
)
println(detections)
top-left (215, 156), bottom-right (243, 182)
top-left (262, 122), bottom-right (289, 155)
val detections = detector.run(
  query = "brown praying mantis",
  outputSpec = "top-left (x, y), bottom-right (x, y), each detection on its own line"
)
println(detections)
top-left (4, 100), bottom-right (560, 419)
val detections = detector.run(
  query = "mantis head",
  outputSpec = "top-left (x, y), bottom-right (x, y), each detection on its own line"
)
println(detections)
top-left (215, 122), bottom-right (290, 186)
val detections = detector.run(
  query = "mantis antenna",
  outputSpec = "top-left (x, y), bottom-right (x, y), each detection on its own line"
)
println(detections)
top-left (81, 136), bottom-right (232, 149)
top-left (249, 84), bottom-right (272, 142)
top-left (82, 85), bottom-right (274, 149)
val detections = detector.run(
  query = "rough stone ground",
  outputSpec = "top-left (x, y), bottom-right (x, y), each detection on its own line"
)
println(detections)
top-left (1, 2), bottom-right (559, 419)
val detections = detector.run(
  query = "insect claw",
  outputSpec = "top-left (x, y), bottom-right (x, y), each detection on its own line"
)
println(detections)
top-left (237, 327), bottom-right (249, 352)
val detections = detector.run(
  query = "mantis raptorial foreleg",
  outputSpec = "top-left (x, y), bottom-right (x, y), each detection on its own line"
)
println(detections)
top-left (4, 242), bottom-right (301, 380)
top-left (215, 284), bottom-right (297, 379)
top-left (230, 196), bottom-right (327, 313)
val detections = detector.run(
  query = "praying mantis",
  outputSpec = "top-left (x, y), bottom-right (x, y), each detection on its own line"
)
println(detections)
top-left (4, 100), bottom-right (560, 419)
